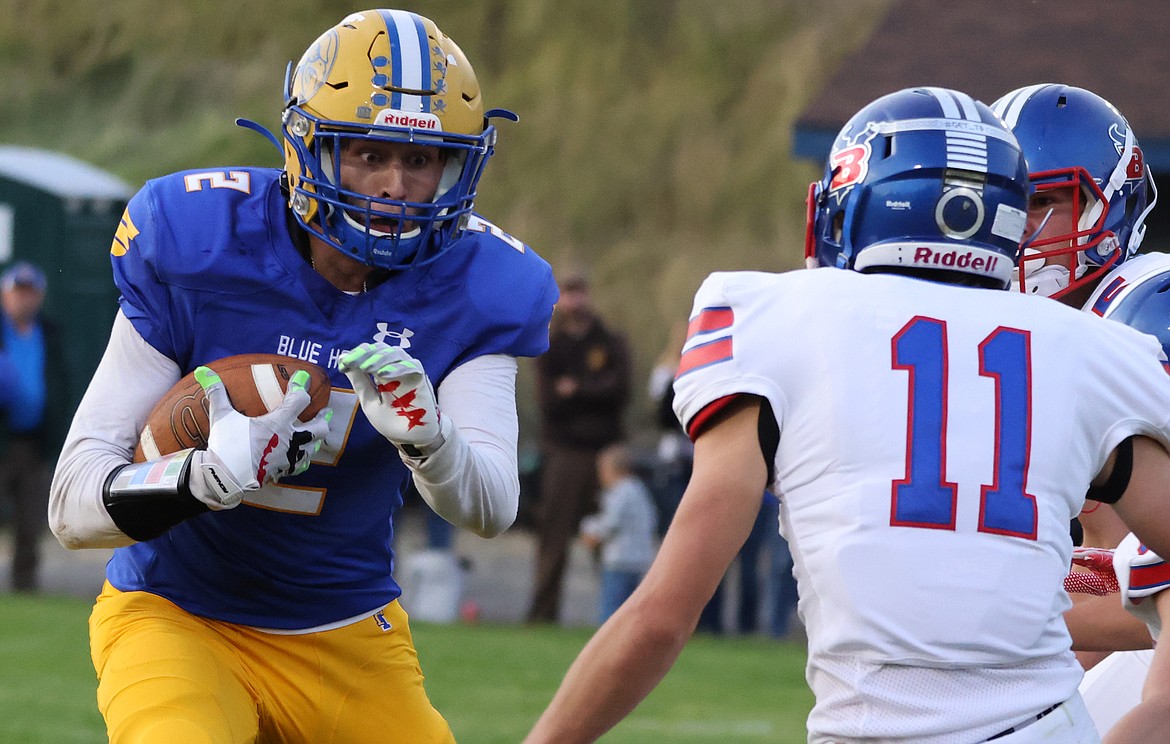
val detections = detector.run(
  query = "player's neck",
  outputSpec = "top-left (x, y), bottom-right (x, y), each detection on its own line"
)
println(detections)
top-left (307, 238), bottom-right (372, 293)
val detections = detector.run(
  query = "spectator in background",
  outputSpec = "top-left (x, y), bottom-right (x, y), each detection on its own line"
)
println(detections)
top-left (646, 321), bottom-right (693, 529)
top-left (736, 491), bottom-right (799, 638)
top-left (0, 261), bottom-right (59, 592)
top-left (528, 272), bottom-right (631, 624)
top-left (579, 443), bottom-right (658, 624)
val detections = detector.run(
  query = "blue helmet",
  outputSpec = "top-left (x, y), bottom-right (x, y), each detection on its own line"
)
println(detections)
top-left (991, 84), bottom-right (1157, 299)
top-left (806, 87), bottom-right (1030, 289)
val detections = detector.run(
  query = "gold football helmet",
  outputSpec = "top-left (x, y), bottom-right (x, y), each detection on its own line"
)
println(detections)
top-left (282, 9), bottom-right (511, 269)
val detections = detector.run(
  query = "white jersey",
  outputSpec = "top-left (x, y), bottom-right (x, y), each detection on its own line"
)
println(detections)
top-left (673, 269), bottom-right (1170, 743)
top-left (1073, 252), bottom-right (1170, 736)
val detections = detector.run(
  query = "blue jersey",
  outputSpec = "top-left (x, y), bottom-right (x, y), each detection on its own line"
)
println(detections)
top-left (106, 167), bottom-right (556, 629)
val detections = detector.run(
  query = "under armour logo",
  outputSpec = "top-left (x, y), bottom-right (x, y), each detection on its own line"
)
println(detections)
top-left (373, 323), bottom-right (414, 349)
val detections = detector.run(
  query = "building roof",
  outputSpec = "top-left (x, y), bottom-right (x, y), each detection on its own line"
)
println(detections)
top-left (793, 0), bottom-right (1170, 169)
top-left (0, 145), bottom-right (133, 201)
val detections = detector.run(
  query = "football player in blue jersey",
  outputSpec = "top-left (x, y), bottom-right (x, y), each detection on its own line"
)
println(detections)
top-left (49, 9), bottom-right (557, 743)
top-left (991, 85), bottom-right (1160, 548)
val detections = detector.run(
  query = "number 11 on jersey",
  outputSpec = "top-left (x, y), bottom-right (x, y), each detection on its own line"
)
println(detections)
top-left (891, 316), bottom-right (1037, 540)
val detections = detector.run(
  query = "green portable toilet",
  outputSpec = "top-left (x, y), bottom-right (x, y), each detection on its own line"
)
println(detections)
top-left (0, 145), bottom-right (134, 449)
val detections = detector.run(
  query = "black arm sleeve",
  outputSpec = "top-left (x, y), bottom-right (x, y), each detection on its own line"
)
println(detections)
top-left (1085, 436), bottom-right (1134, 505)
top-left (102, 449), bottom-right (209, 541)
top-left (757, 397), bottom-right (778, 486)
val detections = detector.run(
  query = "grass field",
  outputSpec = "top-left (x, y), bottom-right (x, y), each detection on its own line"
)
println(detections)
top-left (0, 593), bottom-right (813, 743)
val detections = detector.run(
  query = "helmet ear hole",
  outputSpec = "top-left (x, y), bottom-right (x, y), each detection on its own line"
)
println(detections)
top-left (831, 213), bottom-right (845, 243)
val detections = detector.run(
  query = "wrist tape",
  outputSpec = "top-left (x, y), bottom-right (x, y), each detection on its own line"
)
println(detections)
top-left (102, 449), bottom-right (208, 542)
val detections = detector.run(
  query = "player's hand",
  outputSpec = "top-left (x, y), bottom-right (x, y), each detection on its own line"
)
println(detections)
top-left (193, 366), bottom-right (331, 507)
top-left (1071, 546), bottom-right (1115, 574)
top-left (340, 342), bottom-right (446, 458)
top-left (1064, 546), bottom-right (1120, 596)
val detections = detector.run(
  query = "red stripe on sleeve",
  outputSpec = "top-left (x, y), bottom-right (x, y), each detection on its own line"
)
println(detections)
top-left (685, 394), bottom-right (746, 441)
top-left (675, 336), bottom-right (733, 378)
top-left (686, 307), bottom-right (734, 339)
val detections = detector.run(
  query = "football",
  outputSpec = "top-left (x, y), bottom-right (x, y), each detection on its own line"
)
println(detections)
top-left (132, 354), bottom-right (332, 463)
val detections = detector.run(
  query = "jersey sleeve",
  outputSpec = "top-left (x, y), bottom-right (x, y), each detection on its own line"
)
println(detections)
top-left (1088, 321), bottom-right (1170, 462)
top-left (448, 217), bottom-right (558, 363)
top-left (110, 182), bottom-right (186, 361)
top-left (671, 272), bottom-right (785, 435)
top-left (1115, 532), bottom-right (1170, 641)
top-left (108, 168), bottom-right (297, 371)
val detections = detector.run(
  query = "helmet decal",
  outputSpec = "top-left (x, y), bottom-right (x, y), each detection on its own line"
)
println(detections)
top-left (291, 31), bottom-right (338, 103)
top-left (378, 9), bottom-right (435, 113)
top-left (935, 187), bottom-right (985, 239)
top-left (829, 142), bottom-right (873, 192)
top-left (1108, 124), bottom-right (1145, 181)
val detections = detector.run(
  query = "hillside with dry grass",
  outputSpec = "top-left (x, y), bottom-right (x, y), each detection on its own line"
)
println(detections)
top-left (0, 0), bottom-right (891, 436)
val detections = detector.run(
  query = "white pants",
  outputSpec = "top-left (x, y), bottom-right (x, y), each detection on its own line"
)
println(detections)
top-left (1078, 649), bottom-right (1154, 736)
top-left (991, 692), bottom-right (1100, 743)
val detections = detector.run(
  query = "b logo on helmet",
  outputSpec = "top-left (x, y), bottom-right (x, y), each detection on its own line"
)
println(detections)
top-left (829, 143), bottom-right (872, 191)
top-left (1126, 147), bottom-right (1145, 181)
top-left (1109, 124), bottom-right (1147, 182)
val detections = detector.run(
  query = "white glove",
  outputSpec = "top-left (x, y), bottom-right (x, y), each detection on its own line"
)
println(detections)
top-left (192, 366), bottom-right (331, 507)
top-left (1115, 532), bottom-right (1169, 640)
top-left (340, 342), bottom-right (447, 458)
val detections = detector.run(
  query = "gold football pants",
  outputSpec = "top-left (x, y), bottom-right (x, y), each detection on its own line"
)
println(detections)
top-left (89, 581), bottom-right (455, 743)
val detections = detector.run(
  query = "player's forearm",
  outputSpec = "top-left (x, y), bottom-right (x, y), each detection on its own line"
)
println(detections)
top-left (406, 417), bottom-right (519, 538)
top-left (405, 353), bottom-right (521, 538)
top-left (49, 438), bottom-right (135, 549)
top-left (1105, 594), bottom-right (1170, 742)
top-left (524, 596), bottom-right (691, 744)
top-left (49, 310), bottom-right (181, 548)
top-left (1065, 592), bottom-right (1153, 652)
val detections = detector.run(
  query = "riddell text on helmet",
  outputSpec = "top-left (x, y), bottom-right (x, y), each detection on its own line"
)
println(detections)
top-left (913, 247), bottom-right (999, 274)
top-left (375, 110), bottom-right (442, 130)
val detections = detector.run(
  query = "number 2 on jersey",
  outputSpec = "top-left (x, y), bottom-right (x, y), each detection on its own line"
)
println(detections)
top-left (891, 316), bottom-right (1037, 540)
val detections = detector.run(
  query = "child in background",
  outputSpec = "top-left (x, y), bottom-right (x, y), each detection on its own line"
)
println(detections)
top-left (579, 443), bottom-right (659, 623)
